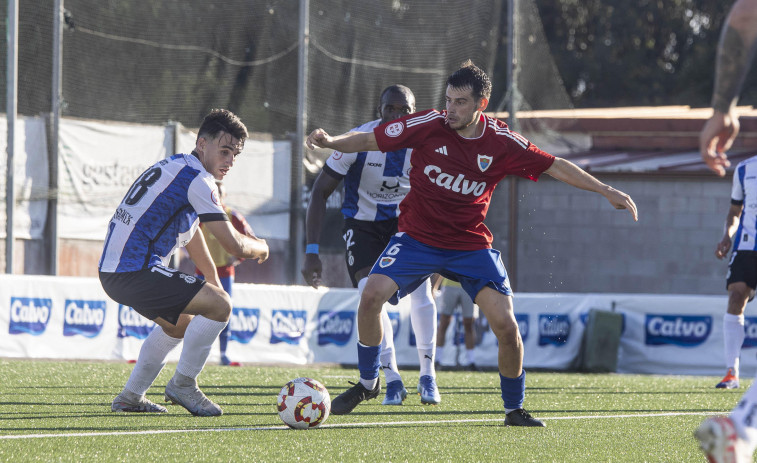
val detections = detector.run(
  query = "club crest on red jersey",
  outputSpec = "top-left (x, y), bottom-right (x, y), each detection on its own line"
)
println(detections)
top-left (385, 122), bottom-right (404, 138)
top-left (379, 256), bottom-right (396, 268)
top-left (477, 154), bottom-right (493, 172)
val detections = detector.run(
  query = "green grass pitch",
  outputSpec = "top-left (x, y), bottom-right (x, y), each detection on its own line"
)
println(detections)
top-left (0, 359), bottom-right (743, 462)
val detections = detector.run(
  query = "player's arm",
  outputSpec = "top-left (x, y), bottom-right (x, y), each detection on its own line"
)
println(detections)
top-left (716, 203), bottom-right (744, 259)
top-left (545, 157), bottom-right (638, 221)
top-left (203, 220), bottom-right (269, 263)
top-left (184, 231), bottom-right (222, 288)
top-left (301, 169), bottom-right (341, 288)
top-left (700, 0), bottom-right (757, 176)
top-left (306, 129), bottom-right (379, 153)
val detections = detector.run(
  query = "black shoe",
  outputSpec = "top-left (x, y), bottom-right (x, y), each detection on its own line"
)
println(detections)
top-left (504, 409), bottom-right (545, 427)
top-left (331, 379), bottom-right (381, 415)
top-left (465, 363), bottom-right (483, 372)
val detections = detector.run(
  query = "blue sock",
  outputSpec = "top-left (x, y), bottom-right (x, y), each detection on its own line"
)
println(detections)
top-left (357, 342), bottom-right (381, 380)
top-left (500, 370), bottom-right (525, 410)
top-left (219, 325), bottom-right (229, 354)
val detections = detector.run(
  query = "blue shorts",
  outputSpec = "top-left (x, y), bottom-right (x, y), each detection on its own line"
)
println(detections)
top-left (369, 233), bottom-right (512, 305)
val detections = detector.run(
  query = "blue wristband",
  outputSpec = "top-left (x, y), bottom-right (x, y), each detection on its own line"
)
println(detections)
top-left (305, 243), bottom-right (319, 255)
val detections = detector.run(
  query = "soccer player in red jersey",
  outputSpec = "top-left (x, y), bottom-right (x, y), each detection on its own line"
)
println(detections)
top-left (307, 60), bottom-right (638, 426)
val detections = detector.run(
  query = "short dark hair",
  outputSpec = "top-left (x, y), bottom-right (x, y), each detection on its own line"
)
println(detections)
top-left (379, 84), bottom-right (414, 104)
top-left (446, 60), bottom-right (491, 101)
top-left (197, 109), bottom-right (248, 145)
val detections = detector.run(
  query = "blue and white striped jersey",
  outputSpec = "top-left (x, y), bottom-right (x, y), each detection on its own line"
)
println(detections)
top-left (324, 119), bottom-right (412, 221)
top-left (731, 156), bottom-right (757, 251)
top-left (98, 154), bottom-right (227, 273)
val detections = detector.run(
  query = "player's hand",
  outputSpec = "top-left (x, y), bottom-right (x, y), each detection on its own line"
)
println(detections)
top-left (700, 111), bottom-right (738, 177)
top-left (254, 239), bottom-right (269, 264)
top-left (603, 187), bottom-right (638, 221)
top-left (306, 129), bottom-right (333, 150)
top-left (301, 253), bottom-right (323, 288)
top-left (715, 236), bottom-right (732, 260)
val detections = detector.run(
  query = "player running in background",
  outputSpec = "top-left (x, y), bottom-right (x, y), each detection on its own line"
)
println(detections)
top-left (307, 60), bottom-right (637, 425)
top-left (697, 1), bottom-right (757, 461)
top-left (100, 109), bottom-right (269, 416)
top-left (196, 181), bottom-right (256, 367)
top-left (434, 276), bottom-right (481, 371)
top-left (302, 85), bottom-right (440, 406)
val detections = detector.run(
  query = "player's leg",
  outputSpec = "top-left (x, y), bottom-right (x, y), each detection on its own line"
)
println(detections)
top-left (475, 287), bottom-right (543, 427)
top-left (331, 273), bottom-right (398, 415)
top-left (410, 279), bottom-right (441, 404)
top-left (164, 278), bottom-right (231, 416)
top-left (218, 275), bottom-right (236, 366)
top-left (459, 290), bottom-right (479, 371)
top-left (719, 251), bottom-right (757, 389)
top-left (436, 286), bottom-right (456, 368)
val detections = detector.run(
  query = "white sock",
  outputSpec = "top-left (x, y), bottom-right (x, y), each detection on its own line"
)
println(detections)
top-left (466, 348), bottom-right (476, 365)
top-left (730, 383), bottom-right (757, 451)
top-left (175, 315), bottom-right (228, 379)
top-left (380, 308), bottom-right (402, 384)
top-left (723, 313), bottom-right (745, 377)
top-left (124, 326), bottom-right (182, 396)
top-left (410, 279), bottom-right (437, 376)
top-left (360, 377), bottom-right (378, 390)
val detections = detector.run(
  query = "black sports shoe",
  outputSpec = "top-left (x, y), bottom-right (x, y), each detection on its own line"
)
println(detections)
top-left (331, 379), bottom-right (381, 415)
top-left (504, 409), bottom-right (545, 427)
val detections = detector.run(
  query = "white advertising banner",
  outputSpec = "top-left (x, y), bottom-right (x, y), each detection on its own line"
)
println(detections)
top-left (57, 119), bottom-right (171, 240)
top-left (0, 275), bottom-right (742, 377)
top-left (0, 115), bottom-right (49, 239)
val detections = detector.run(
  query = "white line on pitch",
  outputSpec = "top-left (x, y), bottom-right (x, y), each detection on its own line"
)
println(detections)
top-left (0, 411), bottom-right (723, 440)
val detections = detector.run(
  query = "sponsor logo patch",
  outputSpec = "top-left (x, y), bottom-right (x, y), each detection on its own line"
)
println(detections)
top-left (515, 313), bottom-right (529, 342)
top-left (645, 314), bottom-right (711, 347)
top-left (385, 122), bottom-right (404, 137)
top-left (379, 256), bottom-right (396, 268)
top-left (317, 310), bottom-right (354, 346)
top-left (477, 154), bottom-right (493, 172)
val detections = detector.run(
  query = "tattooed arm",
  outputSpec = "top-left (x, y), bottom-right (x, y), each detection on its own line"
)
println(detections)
top-left (700, 0), bottom-right (757, 177)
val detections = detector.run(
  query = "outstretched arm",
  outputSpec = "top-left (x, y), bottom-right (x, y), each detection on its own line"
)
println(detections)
top-left (716, 203), bottom-right (743, 259)
top-left (545, 157), bottom-right (638, 221)
top-left (203, 220), bottom-right (269, 263)
top-left (306, 129), bottom-right (379, 153)
top-left (700, 0), bottom-right (757, 176)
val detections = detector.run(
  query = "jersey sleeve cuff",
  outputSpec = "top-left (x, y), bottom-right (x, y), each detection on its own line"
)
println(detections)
top-left (199, 212), bottom-right (229, 222)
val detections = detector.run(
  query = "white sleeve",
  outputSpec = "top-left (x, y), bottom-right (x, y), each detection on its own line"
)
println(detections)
top-left (732, 166), bottom-right (745, 203)
top-left (324, 149), bottom-right (357, 176)
top-left (188, 175), bottom-right (228, 221)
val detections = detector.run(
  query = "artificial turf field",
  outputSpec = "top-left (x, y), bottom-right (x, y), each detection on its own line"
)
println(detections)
top-left (0, 359), bottom-right (744, 462)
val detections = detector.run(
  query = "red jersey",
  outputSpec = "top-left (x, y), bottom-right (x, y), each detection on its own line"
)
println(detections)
top-left (374, 109), bottom-right (555, 250)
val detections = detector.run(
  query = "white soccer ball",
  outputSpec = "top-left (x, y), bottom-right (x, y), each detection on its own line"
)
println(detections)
top-left (277, 377), bottom-right (331, 429)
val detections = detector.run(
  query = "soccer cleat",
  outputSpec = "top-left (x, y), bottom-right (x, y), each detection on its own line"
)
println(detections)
top-left (504, 408), bottom-right (546, 427)
top-left (111, 390), bottom-right (167, 413)
top-left (331, 379), bottom-right (381, 415)
top-left (164, 377), bottom-right (223, 417)
top-left (465, 363), bottom-right (484, 372)
top-left (382, 380), bottom-right (409, 405)
top-left (220, 355), bottom-right (241, 367)
top-left (716, 369), bottom-right (740, 389)
top-left (417, 375), bottom-right (441, 405)
top-left (695, 416), bottom-right (751, 463)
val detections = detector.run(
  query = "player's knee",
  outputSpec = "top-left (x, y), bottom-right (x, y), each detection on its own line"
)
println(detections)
top-left (359, 288), bottom-right (388, 314)
top-left (490, 317), bottom-right (519, 344)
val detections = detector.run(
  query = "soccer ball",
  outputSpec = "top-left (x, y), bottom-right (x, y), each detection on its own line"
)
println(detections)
top-left (277, 377), bottom-right (331, 429)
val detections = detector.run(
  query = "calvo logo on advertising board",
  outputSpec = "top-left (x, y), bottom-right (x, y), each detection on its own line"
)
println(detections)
top-left (63, 299), bottom-right (107, 338)
top-left (538, 314), bottom-right (571, 346)
top-left (9, 297), bottom-right (53, 335)
top-left (317, 310), bottom-right (354, 346)
top-left (645, 314), bottom-right (712, 347)
top-left (270, 309), bottom-right (307, 345)
top-left (117, 305), bottom-right (155, 339)
top-left (230, 307), bottom-right (260, 344)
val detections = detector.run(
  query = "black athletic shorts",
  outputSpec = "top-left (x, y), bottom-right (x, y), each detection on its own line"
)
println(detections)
top-left (342, 217), bottom-right (398, 287)
top-left (727, 250), bottom-right (757, 290)
top-left (99, 264), bottom-right (205, 326)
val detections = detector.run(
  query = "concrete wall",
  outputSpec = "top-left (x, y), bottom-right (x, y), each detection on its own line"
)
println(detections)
top-left (316, 173), bottom-right (733, 295)
top-left (490, 174), bottom-right (731, 294)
